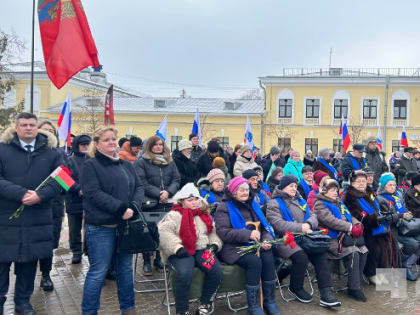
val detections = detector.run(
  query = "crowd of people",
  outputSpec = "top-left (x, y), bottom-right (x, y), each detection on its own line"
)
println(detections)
top-left (1, 113), bottom-right (420, 315)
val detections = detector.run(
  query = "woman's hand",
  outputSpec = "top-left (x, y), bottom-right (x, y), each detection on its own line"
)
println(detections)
top-left (160, 190), bottom-right (169, 203)
top-left (261, 242), bottom-right (272, 250)
top-left (301, 223), bottom-right (313, 234)
top-left (122, 208), bottom-right (134, 220)
top-left (250, 230), bottom-right (261, 242)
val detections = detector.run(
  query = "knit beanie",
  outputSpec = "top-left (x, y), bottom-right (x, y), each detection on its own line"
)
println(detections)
top-left (379, 173), bottom-right (396, 188)
top-left (241, 145), bottom-right (252, 155)
top-left (212, 157), bottom-right (226, 168)
top-left (173, 183), bottom-right (200, 201)
top-left (242, 169), bottom-right (258, 180)
top-left (207, 140), bottom-right (220, 153)
top-left (313, 170), bottom-right (328, 186)
top-left (412, 174), bottom-right (420, 186)
top-left (228, 177), bottom-right (248, 195)
top-left (207, 168), bottom-right (225, 183)
top-left (278, 175), bottom-right (298, 190)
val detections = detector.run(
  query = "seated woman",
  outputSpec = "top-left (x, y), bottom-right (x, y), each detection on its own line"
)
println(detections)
top-left (198, 168), bottom-right (225, 215)
top-left (266, 175), bottom-right (341, 308)
top-left (307, 170), bottom-right (329, 211)
top-left (158, 183), bottom-right (223, 315)
top-left (376, 173), bottom-right (418, 281)
top-left (343, 170), bottom-right (400, 285)
top-left (313, 179), bottom-right (368, 302)
top-left (215, 177), bottom-right (281, 315)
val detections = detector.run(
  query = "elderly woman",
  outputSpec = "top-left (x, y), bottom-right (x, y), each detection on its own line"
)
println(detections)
top-left (158, 183), bottom-right (223, 315)
top-left (266, 175), bottom-right (341, 308)
top-left (80, 126), bottom-right (144, 315)
top-left (198, 168), bottom-right (225, 215)
top-left (343, 170), bottom-right (400, 286)
top-left (303, 150), bottom-right (315, 167)
top-left (376, 173), bottom-right (418, 281)
top-left (283, 151), bottom-right (304, 181)
top-left (307, 170), bottom-right (330, 211)
top-left (314, 179), bottom-right (368, 302)
top-left (233, 145), bottom-right (259, 177)
top-left (215, 177), bottom-right (281, 315)
top-left (313, 148), bottom-right (339, 182)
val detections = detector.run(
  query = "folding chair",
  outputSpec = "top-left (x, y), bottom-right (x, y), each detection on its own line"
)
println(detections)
top-left (328, 258), bottom-right (348, 293)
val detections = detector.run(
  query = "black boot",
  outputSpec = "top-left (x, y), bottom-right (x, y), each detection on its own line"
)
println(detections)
top-left (319, 287), bottom-right (341, 308)
top-left (245, 284), bottom-right (264, 315)
top-left (0, 296), bottom-right (5, 315)
top-left (15, 303), bottom-right (35, 315)
top-left (153, 251), bottom-right (164, 271)
top-left (143, 252), bottom-right (152, 276)
top-left (262, 280), bottom-right (281, 315)
top-left (40, 273), bottom-right (54, 291)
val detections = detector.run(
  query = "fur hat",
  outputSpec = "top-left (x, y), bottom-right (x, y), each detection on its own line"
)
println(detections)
top-left (412, 174), bottom-right (420, 186)
top-left (278, 175), bottom-right (298, 190)
top-left (379, 173), bottom-right (396, 188)
top-left (207, 168), bottom-right (225, 183)
top-left (349, 170), bottom-right (367, 183)
top-left (242, 169), bottom-right (258, 180)
top-left (313, 170), bottom-right (328, 186)
top-left (173, 183), bottom-right (200, 201)
top-left (241, 145), bottom-right (252, 155)
top-left (228, 177), bottom-right (248, 195)
top-left (178, 139), bottom-right (192, 151)
top-left (212, 157), bottom-right (226, 168)
top-left (320, 178), bottom-right (339, 193)
top-left (207, 140), bottom-right (220, 153)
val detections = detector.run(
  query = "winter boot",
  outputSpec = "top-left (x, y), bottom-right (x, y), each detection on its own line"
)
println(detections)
top-left (319, 287), bottom-right (341, 308)
top-left (142, 252), bottom-right (153, 276)
top-left (262, 280), bottom-right (281, 315)
top-left (153, 250), bottom-right (164, 271)
top-left (40, 273), bottom-right (54, 291)
top-left (195, 303), bottom-right (214, 315)
top-left (245, 284), bottom-right (264, 315)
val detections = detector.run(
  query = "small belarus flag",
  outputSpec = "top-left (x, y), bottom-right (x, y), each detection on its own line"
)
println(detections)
top-left (51, 165), bottom-right (75, 191)
top-left (401, 126), bottom-right (409, 148)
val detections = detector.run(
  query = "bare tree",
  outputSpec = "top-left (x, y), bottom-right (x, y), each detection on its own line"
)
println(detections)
top-left (199, 113), bottom-right (218, 144)
top-left (347, 115), bottom-right (363, 144)
top-left (240, 88), bottom-right (263, 100)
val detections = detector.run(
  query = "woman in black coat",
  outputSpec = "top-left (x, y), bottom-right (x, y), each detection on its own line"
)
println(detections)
top-left (80, 126), bottom-right (144, 315)
top-left (172, 139), bottom-right (199, 187)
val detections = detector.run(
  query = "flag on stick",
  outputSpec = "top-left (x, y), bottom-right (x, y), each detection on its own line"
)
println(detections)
top-left (244, 115), bottom-right (256, 157)
top-left (104, 85), bottom-right (115, 125)
top-left (51, 165), bottom-right (75, 191)
top-left (156, 116), bottom-right (169, 146)
top-left (342, 116), bottom-right (350, 153)
top-left (401, 126), bottom-right (409, 148)
top-left (376, 126), bottom-right (383, 150)
top-left (192, 108), bottom-right (202, 146)
top-left (57, 93), bottom-right (72, 147)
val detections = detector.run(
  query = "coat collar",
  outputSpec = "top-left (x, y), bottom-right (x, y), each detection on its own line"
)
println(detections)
top-left (1, 127), bottom-right (57, 150)
top-left (95, 150), bottom-right (122, 165)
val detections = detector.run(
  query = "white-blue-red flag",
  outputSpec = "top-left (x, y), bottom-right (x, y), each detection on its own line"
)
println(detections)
top-left (192, 108), bottom-right (202, 146)
top-left (57, 93), bottom-right (72, 147)
top-left (156, 115), bottom-right (169, 146)
top-left (401, 126), bottom-right (408, 148)
top-left (342, 116), bottom-right (350, 152)
top-left (376, 126), bottom-right (383, 150)
top-left (244, 115), bottom-right (256, 156)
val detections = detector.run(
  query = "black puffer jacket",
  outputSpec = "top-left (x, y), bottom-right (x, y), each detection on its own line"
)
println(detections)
top-left (0, 128), bottom-right (63, 263)
top-left (365, 147), bottom-right (388, 183)
top-left (172, 150), bottom-right (199, 187)
top-left (81, 151), bottom-right (144, 226)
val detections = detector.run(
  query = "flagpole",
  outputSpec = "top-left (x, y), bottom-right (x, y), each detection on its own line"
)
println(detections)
top-left (30, 0), bottom-right (36, 114)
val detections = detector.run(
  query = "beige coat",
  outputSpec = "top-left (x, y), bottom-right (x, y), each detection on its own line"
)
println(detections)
top-left (233, 155), bottom-right (259, 177)
top-left (158, 210), bottom-right (223, 263)
top-left (313, 194), bottom-right (368, 259)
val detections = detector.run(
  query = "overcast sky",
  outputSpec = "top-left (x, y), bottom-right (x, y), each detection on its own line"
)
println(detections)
top-left (2, 0), bottom-right (420, 98)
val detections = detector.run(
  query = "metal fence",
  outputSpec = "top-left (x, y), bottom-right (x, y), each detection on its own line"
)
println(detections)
top-left (280, 68), bottom-right (420, 77)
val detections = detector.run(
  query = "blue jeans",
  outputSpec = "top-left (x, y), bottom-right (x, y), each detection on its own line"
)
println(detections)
top-left (81, 224), bottom-right (135, 315)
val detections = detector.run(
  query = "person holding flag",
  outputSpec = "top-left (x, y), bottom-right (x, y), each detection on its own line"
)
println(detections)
top-left (0, 113), bottom-right (64, 315)
top-left (365, 136), bottom-right (389, 184)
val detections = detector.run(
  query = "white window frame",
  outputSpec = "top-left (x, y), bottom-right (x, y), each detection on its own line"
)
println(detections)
top-left (331, 89), bottom-right (350, 125)
top-left (276, 88), bottom-right (294, 124)
top-left (391, 89), bottom-right (410, 126)
top-left (303, 97), bottom-right (322, 125)
top-left (360, 97), bottom-right (380, 125)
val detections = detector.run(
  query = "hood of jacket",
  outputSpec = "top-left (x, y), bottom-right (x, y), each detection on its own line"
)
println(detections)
top-left (72, 134), bottom-right (91, 156)
top-left (1, 127), bottom-right (57, 149)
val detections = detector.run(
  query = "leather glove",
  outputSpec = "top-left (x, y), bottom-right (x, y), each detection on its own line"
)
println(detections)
top-left (351, 224), bottom-right (363, 238)
top-left (176, 247), bottom-right (189, 258)
top-left (403, 212), bottom-right (414, 221)
top-left (207, 244), bottom-right (219, 253)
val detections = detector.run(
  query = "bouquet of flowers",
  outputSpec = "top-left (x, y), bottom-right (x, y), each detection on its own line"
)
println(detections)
top-left (201, 248), bottom-right (216, 270)
top-left (237, 231), bottom-right (297, 256)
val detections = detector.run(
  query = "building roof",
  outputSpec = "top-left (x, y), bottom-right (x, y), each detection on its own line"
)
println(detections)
top-left (46, 96), bottom-right (265, 115)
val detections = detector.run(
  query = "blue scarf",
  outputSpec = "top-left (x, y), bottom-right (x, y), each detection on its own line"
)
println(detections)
top-left (349, 156), bottom-right (366, 171)
top-left (261, 181), bottom-right (271, 194)
top-left (225, 200), bottom-right (276, 240)
top-left (322, 201), bottom-right (352, 238)
top-left (275, 197), bottom-right (310, 222)
top-left (381, 194), bottom-right (405, 214)
top-left (201, 190), bottom-right (220, 204)
top-left (299, 179), bottom-right (311, 199)
top-left (258, 191), bottom-right (266, 206)
top-left (317, 157), bottom-right (338, 181)
top-left (357, 197), bottom-right (388, 236)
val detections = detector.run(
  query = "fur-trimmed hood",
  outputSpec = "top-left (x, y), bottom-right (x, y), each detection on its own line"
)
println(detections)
top-left (1, 127), bottom-right (57, 149)
top-left (142, 142), bottom-right (172, 164)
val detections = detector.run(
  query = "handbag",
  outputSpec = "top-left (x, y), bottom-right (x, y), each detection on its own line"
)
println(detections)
top-left (116, 202), bottom-right (159, 254)
top-left (294, 231), bottom-right (331, 255)
top-left (397, 218), bottom-right (420, 236)
top-left (142, 196), bottom-right (159, 210)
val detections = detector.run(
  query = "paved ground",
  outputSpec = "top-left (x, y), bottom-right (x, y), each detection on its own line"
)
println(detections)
top-left (4, 221), bottom-right (420, 315)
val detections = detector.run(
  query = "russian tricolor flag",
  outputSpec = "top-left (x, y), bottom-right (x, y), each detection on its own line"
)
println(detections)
top-left (376, 126), bottom-right (383, 150)
top-left (192, 108), bottom-right (202, 146)
top-left (156, 115), bottom-right (169, 146)
top-left (342, 116), bottom-right (350, 152)
top-left (57, 93), bottom-right (72, 147)
top-left (401, 126), bottom-right (409, 148)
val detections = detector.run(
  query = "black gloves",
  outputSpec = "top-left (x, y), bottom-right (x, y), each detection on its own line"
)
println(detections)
top-left (176, 247), bottom-right (189, 258)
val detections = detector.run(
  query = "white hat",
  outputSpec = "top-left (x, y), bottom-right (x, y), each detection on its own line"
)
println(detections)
top-left (178, 139), bottom-right (192, 151)
top-left (173, 183), bottom-right (200, 201)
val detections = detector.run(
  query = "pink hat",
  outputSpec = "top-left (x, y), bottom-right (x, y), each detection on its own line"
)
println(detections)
top-left (228, 177), bottom-right (248, 195)
top-left (207, 168), bottom-right (225, 183)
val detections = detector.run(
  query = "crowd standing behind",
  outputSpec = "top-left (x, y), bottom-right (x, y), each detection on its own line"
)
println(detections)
top-left (3, 113), bottom-right (420, 315)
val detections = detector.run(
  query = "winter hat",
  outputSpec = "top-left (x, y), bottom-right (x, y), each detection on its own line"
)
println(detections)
top-left (412, 174), bottom-right (420, 186)
top-left (367, 136), bottom-right (377, 144)
top-left (318, 148), bottom-right (330, 158)
top-left (173, 183), bottom-right (200, 201)
top-left (242, 169), bottom-right (258, 180)
top-left (78, 135), bottom-right (92, 145)
top-left (241, 145), bottom-right (252, 155)
top-left (228, 177), bottom-right (248, 195)
top-left (253, 165), bottom-right (263, 173)
top-left (207, 140), bottom-right (220, 153)
top-left (178, 139), bottom-right (192, 151)
top-left (212, 157), bottom-right (226, 168)
top-left (118, 137), bottom-right (129, 148)
top-left (270, 146), bottom-right (281, 156)
top-left (278, 175), bottom-right (298, 190)
top-left (129, 136), bottom-right (143, 147)
top-left (313, 170), bottom-right (329, 186)
top-left (379, 173), bottom-right (396, 188)
top-left (207, 168), bottom-right (225, 183)
top-left (353, 143), bottom-right (365, 152)
top-left (404, 147), bottom-right (415, 153)
top-left (349, 170), bottom-right (367, 183)
top-left (320, 178), bottom-right (339, 193)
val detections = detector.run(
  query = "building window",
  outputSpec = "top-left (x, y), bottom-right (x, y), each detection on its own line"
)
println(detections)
top-left (363, 99), bottom-right (377, 119)
top-left (220, 137), bottom-right (229, 146)
top-left (333, 139), bottom-right (343, 153)
top-left (278, 138), bottom-right (291, 151)
top-left (334, 99), bottom-right (348, 119)
top-left (393, 100), bottom-right (407, 119)
top-left (305, 138), bottom-right (318, 155)
top-left (306, 99), bottom-right (320, 118)
top-left (171, 136), bottom-right (182, 151)
top-left (279, 99), bottom-right (292, 118)
top-left (392, 140), bottom-right (402, 152)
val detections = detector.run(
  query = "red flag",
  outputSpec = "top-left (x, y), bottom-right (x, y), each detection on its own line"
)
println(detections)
top-left (104, 85), bottom-right (115, 125)
top-left (38, 0), bottom-right (100, 89)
